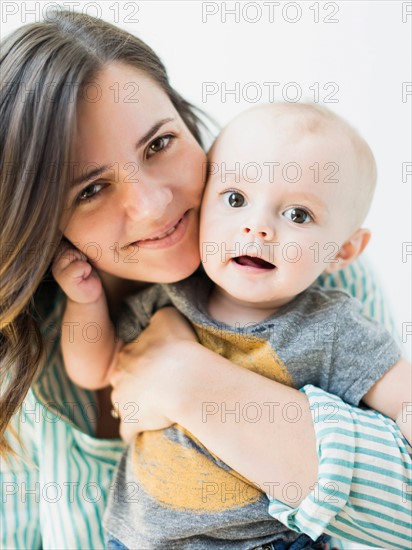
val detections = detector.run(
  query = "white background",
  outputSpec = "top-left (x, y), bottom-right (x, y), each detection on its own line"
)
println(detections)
top-left (2, 1), bottom-right (411, 355)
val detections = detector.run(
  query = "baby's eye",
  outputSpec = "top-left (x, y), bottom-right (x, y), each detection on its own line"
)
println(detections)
top-left (146, 135), bottom-right (173, 158)
top-left (283, 207), bottom-right (312, 224)
top-left (77, 182), bottom-right (104, 203)
top-left (223, 191), bottom-right (247, 208)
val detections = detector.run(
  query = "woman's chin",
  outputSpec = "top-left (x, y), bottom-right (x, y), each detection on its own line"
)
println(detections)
top-left (145, 254), bottom-right (201, 284)
top-left (162, 258), bottom-right (201, 284)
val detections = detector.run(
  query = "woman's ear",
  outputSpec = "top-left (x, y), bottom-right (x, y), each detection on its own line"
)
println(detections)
top-left (324, 228), bottom-right (371, 274)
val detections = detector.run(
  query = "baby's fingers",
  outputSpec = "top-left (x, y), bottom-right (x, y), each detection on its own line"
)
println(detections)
top-left (51, 242), bottom-right (87, 278)
top-left (56, 257), bottom-right (92, 287)
top-left (52, 242), bottom-right (102, 303)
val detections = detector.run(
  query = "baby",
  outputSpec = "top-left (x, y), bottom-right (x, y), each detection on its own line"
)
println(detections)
top-left (53, 103), bottom-right (411, 549)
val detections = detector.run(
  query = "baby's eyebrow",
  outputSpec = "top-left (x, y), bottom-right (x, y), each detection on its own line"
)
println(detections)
top-left (288, 192), bottom-right (328, 212)
top-left (208, 169), bottom-right (242, 184)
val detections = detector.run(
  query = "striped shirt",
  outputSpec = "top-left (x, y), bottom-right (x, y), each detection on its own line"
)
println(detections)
top-left (1, 256), bottom-right (410, 549)
top-left (268, 385), bottom-right (412, 549)
top-left (1, 296), bottom-right (126, 549)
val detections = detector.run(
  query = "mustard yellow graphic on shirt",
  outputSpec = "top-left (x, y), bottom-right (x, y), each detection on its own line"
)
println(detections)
top-left (193, 324), bottom-right (293, 385)
top-left (132, 324), bottom-right (294, 513)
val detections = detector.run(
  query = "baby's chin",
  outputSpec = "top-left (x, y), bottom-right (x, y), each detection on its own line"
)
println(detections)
top-left (210, 273), bottom-right (300, 310)
top-left (212, 282), bottom-right (281, 307)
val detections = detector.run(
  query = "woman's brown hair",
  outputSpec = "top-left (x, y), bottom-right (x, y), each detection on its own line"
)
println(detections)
top-left (0, 10), bottom-right (206, 456)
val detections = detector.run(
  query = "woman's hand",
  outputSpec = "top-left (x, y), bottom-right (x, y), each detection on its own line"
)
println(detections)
top-left (109, 310), bottom-right (319, 504)
top-left (109, 307), bottom-right (198, 442)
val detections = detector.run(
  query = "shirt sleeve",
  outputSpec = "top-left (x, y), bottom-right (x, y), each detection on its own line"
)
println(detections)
top-left (1, 390), bottom-right (42, 549)
top-left (316, 255), bottom-right (401, 346)
top-left (267, 385), bottom-right (412, 549)
top-left (115, 284), bottom-right (173, 342)
top-left (326, 296), bottom-right (402, 406)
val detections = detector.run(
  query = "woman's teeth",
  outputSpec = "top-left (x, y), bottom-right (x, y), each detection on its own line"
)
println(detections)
top-left (146, 221), bottom-right (179, 241)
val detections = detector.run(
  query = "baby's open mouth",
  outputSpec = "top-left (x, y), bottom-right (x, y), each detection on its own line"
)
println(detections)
top-left (233, 256), bottom-right (276, 270)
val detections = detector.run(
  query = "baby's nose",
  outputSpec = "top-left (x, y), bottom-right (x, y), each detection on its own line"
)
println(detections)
top-left (242, 223), bottom-right (274, 240)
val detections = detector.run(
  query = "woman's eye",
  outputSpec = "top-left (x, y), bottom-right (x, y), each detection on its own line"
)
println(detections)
top-left (147, 135), bottom-right (173, 158)
top-left (283, 207), bottom-right (312, 224)
top-left (224, 191), bottom-right (247, 208)
top-left (77, 182), bottom-right (104, 203)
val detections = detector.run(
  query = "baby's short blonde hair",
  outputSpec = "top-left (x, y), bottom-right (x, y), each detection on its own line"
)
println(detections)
top-left (210, 102), bottom-right (377, 232)
top-left (271, 103), bottom-right (377, 228)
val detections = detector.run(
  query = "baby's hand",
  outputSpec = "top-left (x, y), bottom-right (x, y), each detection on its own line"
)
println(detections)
top-left (52, 242), bottom-right (103, 304)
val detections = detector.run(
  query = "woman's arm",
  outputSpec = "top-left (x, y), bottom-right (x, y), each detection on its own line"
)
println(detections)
top-left (267, 385), bottom-right (412, 549)
top-left (166, 342), bottom-right (320, 506)
top-left (111, 306), bottom-right (412, 548)
top-left (170, 366), bottom-right (412, 548)
top-left (110, 309), bottom-right (319, 505)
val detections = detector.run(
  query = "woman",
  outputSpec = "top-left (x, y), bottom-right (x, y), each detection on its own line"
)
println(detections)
top-left (1, 10), bottom-right (410, 550)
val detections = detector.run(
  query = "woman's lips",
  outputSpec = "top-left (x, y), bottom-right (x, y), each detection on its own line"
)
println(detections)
top-left (125, 210), bottom-right (190, 250)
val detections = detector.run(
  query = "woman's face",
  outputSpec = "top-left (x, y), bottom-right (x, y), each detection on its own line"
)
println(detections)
top-left (62, 62), bottom-right (206, 283)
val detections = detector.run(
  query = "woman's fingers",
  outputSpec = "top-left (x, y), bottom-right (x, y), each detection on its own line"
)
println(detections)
top-left (148, 307), bottom-right (199, 343)
top-left (110, 367), bottom-right (174, 438)
top-left (106, 308), bottom-right (199, 440)
top-left (108, 329), bottom-right (191, 436)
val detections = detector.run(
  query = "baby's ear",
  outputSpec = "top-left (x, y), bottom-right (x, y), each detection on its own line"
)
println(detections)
top-left (324, 228), bottom-right (371, 274)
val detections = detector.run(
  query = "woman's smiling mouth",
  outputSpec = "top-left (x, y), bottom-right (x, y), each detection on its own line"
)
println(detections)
top-left (124, 210), bottom-right (191, 250)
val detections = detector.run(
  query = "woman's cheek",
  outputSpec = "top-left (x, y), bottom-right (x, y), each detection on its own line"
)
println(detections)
top-left (178, 138), bottom-right (206, 191)
top-left (76, 223), bottom-right (119, 268)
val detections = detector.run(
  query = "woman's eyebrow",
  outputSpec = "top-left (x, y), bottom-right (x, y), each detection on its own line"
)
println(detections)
top-left (71, 118), bottom-right (176, 188)
top-left (135, 117), bottom-right (175, 149)
top-left (71, 165), bottom-right (111, 188)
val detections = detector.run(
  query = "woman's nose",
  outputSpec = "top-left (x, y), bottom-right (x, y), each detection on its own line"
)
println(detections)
top-left (121, 179), bottom-right (173, 221)
top-left (242, 220), bottom-right (275, 240)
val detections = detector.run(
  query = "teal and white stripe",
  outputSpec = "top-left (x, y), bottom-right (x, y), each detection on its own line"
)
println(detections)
top-left (1, 291), bottom-right (126, 549)
top-left (315, 255), bottom-right (410, 550)
top-left (1, 388), bottom-right (125, 549)
top-left (267, 385), bottom-right (412, 549)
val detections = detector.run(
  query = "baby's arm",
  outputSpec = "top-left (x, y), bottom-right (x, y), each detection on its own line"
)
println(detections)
top-left (52, 244), bottom-right (119, 390)
top-left (362, 357), bottom-right (412, 445)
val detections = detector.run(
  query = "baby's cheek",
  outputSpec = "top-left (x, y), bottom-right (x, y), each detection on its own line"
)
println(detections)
top-left (199, 223), bottom-right (225, 274)
top-left (198, 206), bottom-right (219, 246)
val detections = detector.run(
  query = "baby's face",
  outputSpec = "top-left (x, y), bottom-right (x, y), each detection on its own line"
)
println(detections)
top-left (199, 108), bottom-right (358, 309)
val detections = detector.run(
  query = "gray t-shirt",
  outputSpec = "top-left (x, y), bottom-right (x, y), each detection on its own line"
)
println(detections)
top-left (104, 271), bottom-right (401, 549)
